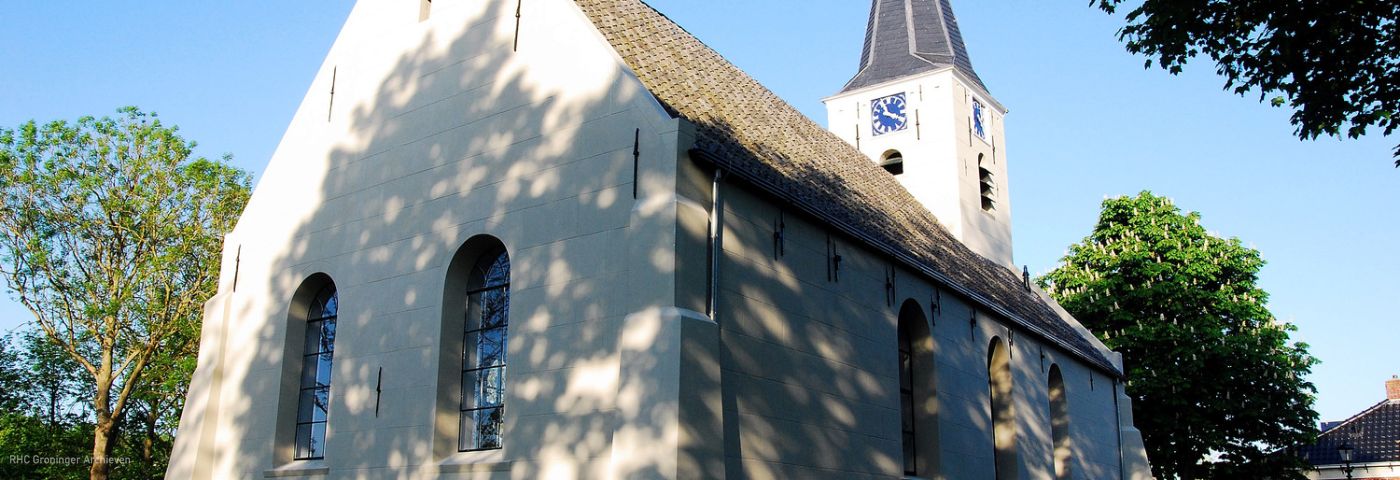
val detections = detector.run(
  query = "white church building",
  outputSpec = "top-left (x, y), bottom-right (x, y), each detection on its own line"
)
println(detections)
top-left (167, 0), bottom-right (1154, 478)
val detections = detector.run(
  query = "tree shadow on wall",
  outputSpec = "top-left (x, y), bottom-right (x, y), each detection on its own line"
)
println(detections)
top-left (211, 0), bottom-right (671, 477)
top-left (189, 0), bottom-right (1069, 478)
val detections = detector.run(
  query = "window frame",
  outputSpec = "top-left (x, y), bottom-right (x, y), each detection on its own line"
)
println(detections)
top-left (988, 336), bottom-right (1018, 480)
top-left (292, 284), bottom-right (337, 461)
top-left (1049, 364), bottom-right (1072, 480)
top-left (896, 299), bottom-right (939, 477)
top-left (899, 320), bottom-right (918, 475)
top-left (457, 247), bottom-right (510, 452)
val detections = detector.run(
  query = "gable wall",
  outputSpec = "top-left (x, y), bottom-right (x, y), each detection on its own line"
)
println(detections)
top-left (169, 0), bottom-right (692, 477)
top-left (714, 180), bottom-right (1126, 480)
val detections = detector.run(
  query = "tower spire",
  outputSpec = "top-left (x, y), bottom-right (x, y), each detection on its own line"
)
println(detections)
top-left (841, 0), bottom-right (987, 93)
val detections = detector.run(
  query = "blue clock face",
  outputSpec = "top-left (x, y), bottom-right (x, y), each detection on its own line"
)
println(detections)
top-left (972, 99), bottom-right (987, 140)
top-left (871, 93), bottom-right (908, 136)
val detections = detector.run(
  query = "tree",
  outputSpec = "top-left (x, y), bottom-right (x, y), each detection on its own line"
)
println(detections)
top-left (1038, 192), bottom-right (1318, 479)
top-left (114, 315), bottom-right (201, 477)
top-left (0, 108), bottom-right (250, 480)
top-left (1095, 0), bottom-right (1400, 165)
top-left (1, 330), bottom-right (95, 480)
top-left (20, 329), bottom-right (88, 428)
top-left (0, 334), bottom-right (23, 412)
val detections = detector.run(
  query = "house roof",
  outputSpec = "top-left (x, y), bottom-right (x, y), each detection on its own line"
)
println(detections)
top-left (572, 0), bottom-right (1119, 375)
top-left (841, 0), bottom-right (987, 94)
top-left (1300, 400), bottom-right (1400, 466)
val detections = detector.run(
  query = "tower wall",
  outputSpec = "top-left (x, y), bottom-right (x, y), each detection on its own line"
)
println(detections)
top-left (824, 70), bottom-right (1014, 267)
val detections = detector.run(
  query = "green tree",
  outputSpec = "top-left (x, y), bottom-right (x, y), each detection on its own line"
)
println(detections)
top-left (1, 331), bottom-right (92, 480)
top-left (0, 108), bottom-right (250, 480)
top-left (112, 317), bottom-right (200, 478)
top-left (0, 334), bottom-right (23, 412)
top-left (1096, 0), bottom-right (1400, 165)
top-left (19, 329), bottom-right (88, 428)
top-left (1039, 192), bottom-right (1318, 479)
top-left (0, 411), bottom-right (92, 480)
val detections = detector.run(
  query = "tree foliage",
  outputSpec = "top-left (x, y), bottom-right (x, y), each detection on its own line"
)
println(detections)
top-left (0, 334), bottom-right (23, 412)
top-left (1039, 192), bottom-right (1318, 479)
top-left (1, 330), bottom-right (172, 480)
top-left (2, 332), bottom-right (101, 480)
top-left (18, 330), bottom-right (88, 427)
top-left (0, 107), bottom-right (250, 479)
top-left (1096, 0), bottom-right (1400, 165)
top-left (0, 410), bottom-right (94, 480)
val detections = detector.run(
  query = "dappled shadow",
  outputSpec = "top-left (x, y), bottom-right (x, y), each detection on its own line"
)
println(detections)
top-left (186, 0), bottom-right (680, 477)
top-left (168, 0), bottom-right (1141, 478)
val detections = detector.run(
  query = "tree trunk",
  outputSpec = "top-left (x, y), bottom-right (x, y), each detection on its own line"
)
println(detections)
top-left (48, 389), bottom-right (58, 429)
top-left (90, 410), bottom-right (115, 480)
top-left (142, 402), bottom-right (157, 463)
top-left (90, 356), bottom-right (115, 480)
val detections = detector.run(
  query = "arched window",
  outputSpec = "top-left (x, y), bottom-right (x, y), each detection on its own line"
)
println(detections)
top-left (1049, 365), bottom-right (1071, 480)
top-left (288, 278), bottom-right (337, 461)
top-left (881, 150), bottom-right (905, 176)
top-left (989, 336), bottom-right (1017, 479)
top-left (460, 247), bottom-right (510, 451)
top-left (897, 299), bottom-right (939, 476)
top-left (899, 316), bottom-right (917, 474)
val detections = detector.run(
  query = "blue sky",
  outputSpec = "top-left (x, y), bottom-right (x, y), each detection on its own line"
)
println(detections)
top-left (1, 1), bottom-right (1395, 425)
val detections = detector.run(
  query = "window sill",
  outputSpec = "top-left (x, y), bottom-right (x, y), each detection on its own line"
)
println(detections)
top-left (263, 460), bottom-right (328, 478)
top-left (437, 449), bottom-right (511, 473)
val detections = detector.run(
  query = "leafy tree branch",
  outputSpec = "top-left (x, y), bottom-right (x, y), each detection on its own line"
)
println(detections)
top-left (1096, 0), bottom-right (1400, 165)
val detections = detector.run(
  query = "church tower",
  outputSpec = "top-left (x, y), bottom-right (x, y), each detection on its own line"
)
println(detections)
top-left (824, 0), bottom-right (1013, 267)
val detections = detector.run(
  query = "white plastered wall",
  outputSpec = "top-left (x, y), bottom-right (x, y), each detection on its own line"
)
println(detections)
top-left (166, 0), bottom-right (699, 477)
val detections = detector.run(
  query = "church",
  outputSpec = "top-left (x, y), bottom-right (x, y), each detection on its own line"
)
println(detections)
top-left (167, 0), bottom-right (1154, 478)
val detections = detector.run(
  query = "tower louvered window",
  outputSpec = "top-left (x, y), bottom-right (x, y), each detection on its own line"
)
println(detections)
top-left (978, 153), bottom-right (995, 211)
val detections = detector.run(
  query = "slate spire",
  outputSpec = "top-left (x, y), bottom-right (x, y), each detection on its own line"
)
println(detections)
top-left (840, 0), bottom-right (987, 93)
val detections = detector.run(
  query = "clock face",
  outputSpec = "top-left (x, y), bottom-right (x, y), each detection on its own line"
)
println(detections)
top-left (871, 93), bottom-right (908, 136)
top-left (972, 98), bottom-right (987, 140)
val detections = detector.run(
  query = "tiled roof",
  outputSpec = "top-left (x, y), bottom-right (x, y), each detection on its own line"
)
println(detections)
top-left (841, 0), bottom-right (988, 93)
top-left (1300, 400), bottom-right (1400, 465)
top-left (572, 0), bottom-right (1119, 375)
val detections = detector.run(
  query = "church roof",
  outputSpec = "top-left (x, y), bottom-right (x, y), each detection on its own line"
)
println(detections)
top-left (573, 0), bottom-right (1118, 375)
top-left (840, 0), bottom-right (988, 94)
top-left (1299, 400), bottom-right (1400, 466)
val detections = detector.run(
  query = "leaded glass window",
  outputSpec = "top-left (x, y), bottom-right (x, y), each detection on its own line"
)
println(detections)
top-left (295, 284), bottom-right (337, 460)
top-left (460, 249), bottom-right (509, 451)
